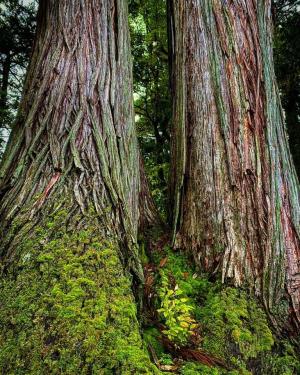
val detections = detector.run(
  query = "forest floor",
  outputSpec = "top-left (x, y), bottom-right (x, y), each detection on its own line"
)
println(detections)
top-left (140, 230), bottom-right (300, 375)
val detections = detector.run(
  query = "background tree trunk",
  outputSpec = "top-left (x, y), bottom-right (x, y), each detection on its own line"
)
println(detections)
top-left (139, 156), bottom-right (162, 231)
top-left (0, 53), bottom-right (11, 114)
top-left (0, 1), bottom-right (156, 372)
top-left (169, 0), bottom-right (300, 334)
top-left (0, 53), bottom-right (11, 146)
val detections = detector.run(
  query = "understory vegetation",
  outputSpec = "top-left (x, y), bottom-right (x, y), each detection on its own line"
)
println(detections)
top-left (1, 212), bottom-right (299, 374)
top-left (0, 1), bottom-right (299, 374)
top-left (141, 239), bottom-right (300, 374)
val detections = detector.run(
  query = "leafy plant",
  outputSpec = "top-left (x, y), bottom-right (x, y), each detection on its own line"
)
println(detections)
top-left (157, 270), bottom-right (198, 346)
top-left (159, 354), bottom-right (174, 366)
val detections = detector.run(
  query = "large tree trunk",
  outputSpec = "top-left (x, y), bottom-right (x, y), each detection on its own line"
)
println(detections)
top-left (0, 1), bottom-right (156, 373)
top-left (169, 0), bottom-right (300, 333)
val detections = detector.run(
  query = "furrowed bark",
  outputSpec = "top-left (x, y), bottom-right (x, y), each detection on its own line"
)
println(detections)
top-left (0, 0), bottom-right (141, 273)
top-left (0, 1), bottom-right (157, 372)
top-left (169, 0), bottom-right (300, 333)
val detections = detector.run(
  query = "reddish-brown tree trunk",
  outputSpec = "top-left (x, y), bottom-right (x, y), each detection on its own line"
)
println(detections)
top-left (0, 0), bottom-right (141, 269)
top-left (0, 1), bottom-right (156, 372)
top-left (169, 0), bottom-right (300, 333)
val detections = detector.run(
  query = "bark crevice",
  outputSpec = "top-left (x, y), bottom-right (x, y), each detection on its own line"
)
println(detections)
top-left (169, 0), bottom-right (300, 332)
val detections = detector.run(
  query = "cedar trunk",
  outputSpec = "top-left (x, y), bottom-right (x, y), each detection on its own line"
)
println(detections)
top-left (0, 1), bottom-right (156, 372)
top-left (0, 0), bottom-right (140, 260)
top-left (169, 0), bottom-right (300, 333)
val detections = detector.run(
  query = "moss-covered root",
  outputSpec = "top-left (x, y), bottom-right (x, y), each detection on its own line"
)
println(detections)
top-left (0, 210), bottom-right (159, 375)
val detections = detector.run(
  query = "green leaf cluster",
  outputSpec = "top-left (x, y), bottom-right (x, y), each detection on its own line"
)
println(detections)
top-left (157, 271), bottom-right (198, 345)
top-left (151, 246), bottom-right (300, 375)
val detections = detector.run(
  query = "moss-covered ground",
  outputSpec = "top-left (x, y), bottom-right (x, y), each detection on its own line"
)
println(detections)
top-left (0, 210), bottom-right (299, 374)
top-left (142, 244), bottom-right (300, 375)
top-left (0, 208), bottom-right (158, 374)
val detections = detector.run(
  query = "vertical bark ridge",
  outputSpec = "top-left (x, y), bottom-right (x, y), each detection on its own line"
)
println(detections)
top-left (170, 0), bottom-right (300, 331)
top-left (0, 0), bottom-right (141, 277)
top-left (0, 2), bottom-right (162, 371)
top-left (169, 1), bottom-right (186, 242)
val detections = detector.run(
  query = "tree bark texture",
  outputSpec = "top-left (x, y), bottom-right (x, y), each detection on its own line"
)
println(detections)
top-left (0, 0), bottom-right (141, 272)
top-left (0, 1), bottom-right (157, 372)
top-left (169, 0), bottom-right (300, 332)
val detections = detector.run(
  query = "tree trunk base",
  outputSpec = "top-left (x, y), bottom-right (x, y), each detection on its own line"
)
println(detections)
top-left (0, 200), bottom-right (157, 374)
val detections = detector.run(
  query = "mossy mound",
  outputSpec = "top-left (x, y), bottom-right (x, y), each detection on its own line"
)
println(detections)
top-left (1, 209), bottom-right (299, 375)
top-left (144, 246), bottom-right (300, 374)
top-left (0, 208), bottom-right (158, 374)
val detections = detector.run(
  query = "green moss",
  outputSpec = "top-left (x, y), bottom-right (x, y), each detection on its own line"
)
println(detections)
top-left (199, 287), bottom-right (274, 361)
top-left (143, 327), bottom-right (165, 359)
top-left (2, 215), bottom-right (298, 375)
top-left (261, 341), bottom-right (300, 375)
top-left (0, 209), bottom-right (158, 374)
top-left (151, 246), bottom-right (299, 375)
top-left (180, 362), bottom-right (227, 375)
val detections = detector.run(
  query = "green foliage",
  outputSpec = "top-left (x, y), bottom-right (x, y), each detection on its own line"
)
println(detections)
top-left (273, 2), bottom-right (300, 177)
top-left (152, 247), bottom-right (210, 299)
top-left (0, 208), bottom-right (158, 374)
top-left (0, 0), bottom-right (36, 157)
top-left (151, 246), bottom-right (300, 374)
top-left (143, 161), bottom-right (170, 216)
top-left (157, 271), bottom-right (198, 345)
top-left (153, 247), bottom-right (201, 346)
top-left (129, 0), bottom-right (171, 215)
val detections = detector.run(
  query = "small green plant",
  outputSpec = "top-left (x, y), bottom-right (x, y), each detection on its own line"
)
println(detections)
top-left (159, 354), bottom-right (174, 366)
top-left (157, 271), bottom-right (198, 346)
